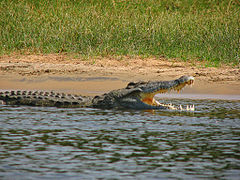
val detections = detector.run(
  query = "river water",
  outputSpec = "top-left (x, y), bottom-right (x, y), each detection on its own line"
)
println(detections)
top-left (0, 98), bottom-right (240, 179)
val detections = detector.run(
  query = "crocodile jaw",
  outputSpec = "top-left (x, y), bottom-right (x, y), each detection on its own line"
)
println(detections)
top-left (139, 76), bottom-right (195, 110)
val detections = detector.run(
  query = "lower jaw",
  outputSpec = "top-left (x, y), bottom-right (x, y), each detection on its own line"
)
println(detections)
top-left (152, 100), bottom-right (195, 111)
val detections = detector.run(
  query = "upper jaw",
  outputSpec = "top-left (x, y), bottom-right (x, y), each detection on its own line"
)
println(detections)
top-left (140, 76), bottom-right (195, 94)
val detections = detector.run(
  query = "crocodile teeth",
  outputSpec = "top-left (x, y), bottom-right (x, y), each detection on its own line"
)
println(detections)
top-left (179, 105), bottom-right (183, 110)
top-left (191, 104), bottom-right (195, 111)
top-left (178, 104), bottom-right (195, 111)
top-left (186, 104), bottom-right (195, 111)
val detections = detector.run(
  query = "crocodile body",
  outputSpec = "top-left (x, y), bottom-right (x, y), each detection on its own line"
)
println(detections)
top-left (0, 76), bottom-right (194, 110)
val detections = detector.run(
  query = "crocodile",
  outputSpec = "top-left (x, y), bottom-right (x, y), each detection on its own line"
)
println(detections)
top-left (0, 75), bottom-right (195, 110)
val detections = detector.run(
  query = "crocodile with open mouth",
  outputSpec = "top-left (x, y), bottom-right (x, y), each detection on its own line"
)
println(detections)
top-left (0, 75), bottom-right (195, 110)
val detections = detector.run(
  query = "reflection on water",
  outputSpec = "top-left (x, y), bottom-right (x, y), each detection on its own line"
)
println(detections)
top-left (0, 99), bottom-right (240, 179)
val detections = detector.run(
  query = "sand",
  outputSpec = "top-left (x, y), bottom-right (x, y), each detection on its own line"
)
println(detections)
top-left (0, 54), bottom-right (239, 97)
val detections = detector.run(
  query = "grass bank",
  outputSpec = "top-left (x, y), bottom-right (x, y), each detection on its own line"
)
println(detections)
top-left (0, 0), bottom-right (239, 66)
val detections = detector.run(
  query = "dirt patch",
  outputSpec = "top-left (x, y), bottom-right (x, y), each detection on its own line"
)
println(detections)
top-left (0, 54), bottom-right (239, 96)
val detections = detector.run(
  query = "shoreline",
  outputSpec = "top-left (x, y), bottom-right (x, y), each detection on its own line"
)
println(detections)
top-left (0, 54), bottom-right (239, 98)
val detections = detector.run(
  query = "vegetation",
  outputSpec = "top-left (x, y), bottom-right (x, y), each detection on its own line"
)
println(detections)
top-left (0, 0), bottom-right (239, 65)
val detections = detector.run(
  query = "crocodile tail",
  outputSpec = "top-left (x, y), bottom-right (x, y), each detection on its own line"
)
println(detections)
top-left (0, 90), bottom-right (89, 107)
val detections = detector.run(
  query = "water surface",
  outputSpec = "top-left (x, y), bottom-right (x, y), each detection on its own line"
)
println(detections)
top-left (0, 98), bottom-right (240, 179)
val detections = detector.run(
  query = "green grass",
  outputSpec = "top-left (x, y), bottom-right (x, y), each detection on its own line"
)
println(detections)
top-left (0, 0), bottom-right (239, 66)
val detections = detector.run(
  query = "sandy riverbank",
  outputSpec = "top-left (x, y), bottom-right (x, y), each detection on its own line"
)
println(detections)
top-left (0, 54), bottom-right (239, 97)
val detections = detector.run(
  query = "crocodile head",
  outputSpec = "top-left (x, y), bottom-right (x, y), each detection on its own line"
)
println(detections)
top-left (92, 75), bottom-right (195, 110)
top-left (133, 75), bottom-right (194, 110)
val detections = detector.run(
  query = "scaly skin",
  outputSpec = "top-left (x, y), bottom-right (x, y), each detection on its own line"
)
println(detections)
top-left (0, 76), bottom-right (195, 110)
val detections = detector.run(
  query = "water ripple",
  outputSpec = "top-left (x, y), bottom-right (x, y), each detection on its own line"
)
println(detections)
top-left (0, 99), bottom-right (240, 179)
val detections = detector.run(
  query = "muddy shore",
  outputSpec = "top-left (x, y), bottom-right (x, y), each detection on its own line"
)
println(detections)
top-left (0, 54), bottom-right (239, 97)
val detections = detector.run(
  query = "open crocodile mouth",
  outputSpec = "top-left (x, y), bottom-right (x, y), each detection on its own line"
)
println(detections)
top-left (139, 76), bottom-right (195, 111)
